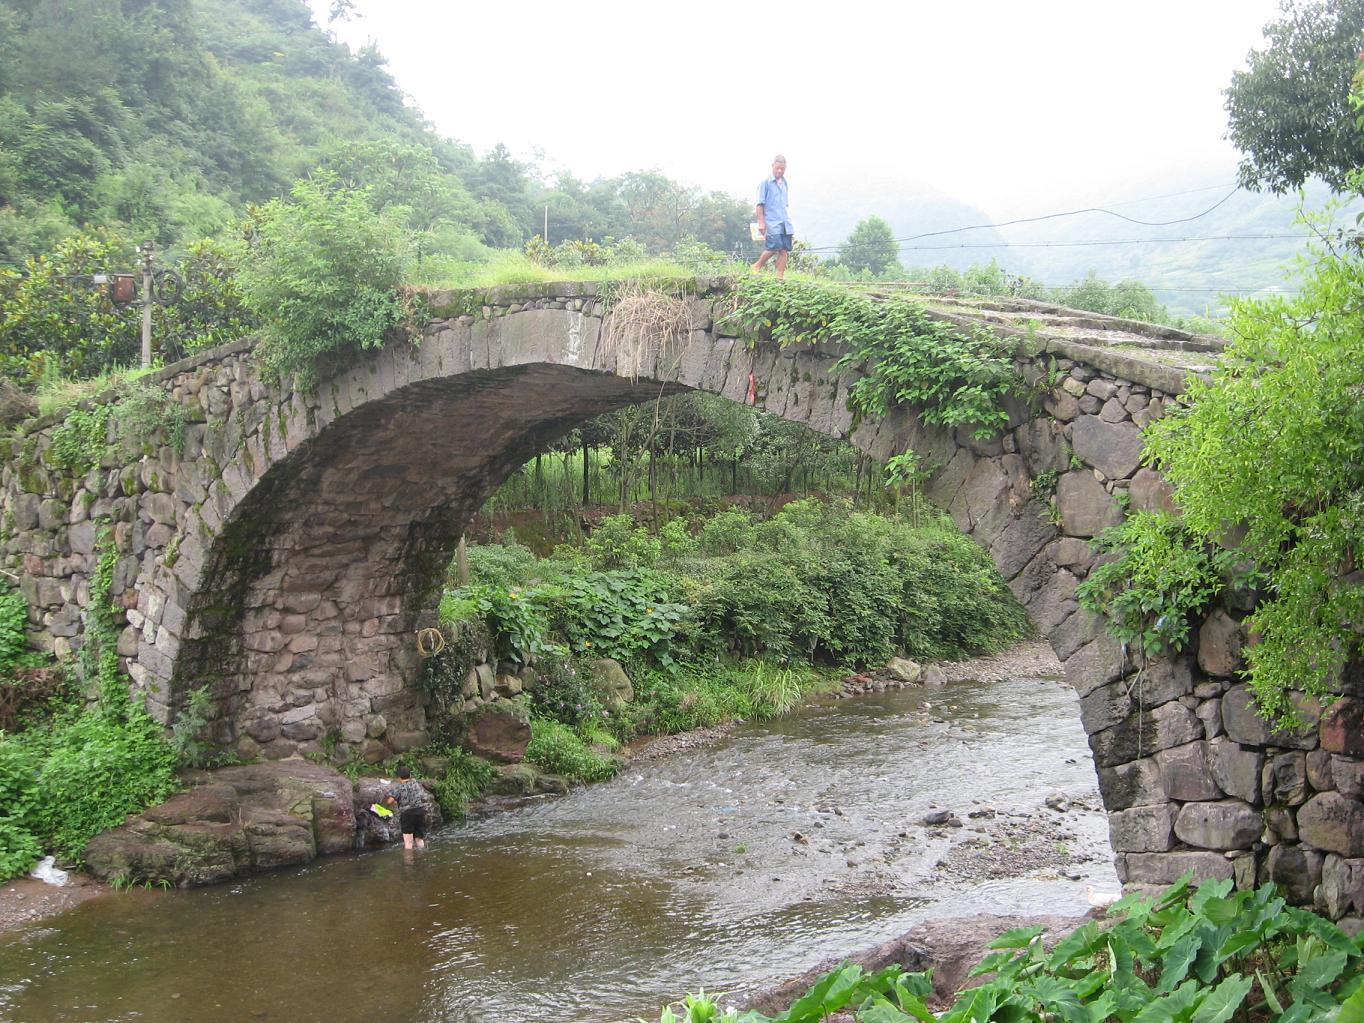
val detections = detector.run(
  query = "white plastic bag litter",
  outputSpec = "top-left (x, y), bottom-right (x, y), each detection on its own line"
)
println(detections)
top-left (29, 856), bottom-right (69, 887)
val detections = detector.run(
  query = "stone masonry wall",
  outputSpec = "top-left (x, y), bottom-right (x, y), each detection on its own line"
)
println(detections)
top-left (0, 278), bottom-right (1359, 918)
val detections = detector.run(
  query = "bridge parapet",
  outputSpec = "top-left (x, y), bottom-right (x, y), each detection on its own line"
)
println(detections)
top-left (1, 280), bottom-right (1359, 919)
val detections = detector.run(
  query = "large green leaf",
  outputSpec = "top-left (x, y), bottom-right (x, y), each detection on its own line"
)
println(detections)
top-left (990, 926), bottom-right (1047, 950)
top-left (1158, 935), bottom-right (1204, 994)
top-left (1189, 973), bottom-right (1254, 1023)
top-left (1337, 982), bottom-right (1364, 1023)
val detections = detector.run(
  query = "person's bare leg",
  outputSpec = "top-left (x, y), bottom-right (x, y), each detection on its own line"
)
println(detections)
top-left (775, 250), bottom-right (789, 279)
top-left (416, 837), bottom-right (426, 850)
top-left (752, 249), bottom-right (775, 273)
top-left (403, 833), bottom-right (414, 850)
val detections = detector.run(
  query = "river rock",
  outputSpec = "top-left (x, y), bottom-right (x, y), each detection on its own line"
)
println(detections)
top-left (84, 761), bottom-right (356, 887)
top-left (462, 699), bottom-right (532, 763)
top-left (885, 657), bottom-right (923, 684)
top-left (588, 658), bottom-right (634, 710)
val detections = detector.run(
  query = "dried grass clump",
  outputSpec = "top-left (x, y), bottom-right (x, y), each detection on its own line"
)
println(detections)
top-left (599, 281), bottom-right (695, 381)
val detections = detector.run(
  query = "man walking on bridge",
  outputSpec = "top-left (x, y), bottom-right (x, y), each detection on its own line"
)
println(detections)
top-left (752, 154), bottom-right (792, 279)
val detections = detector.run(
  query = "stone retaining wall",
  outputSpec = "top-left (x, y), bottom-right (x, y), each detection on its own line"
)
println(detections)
top-left (1, 279), bottom-right (1359, 916)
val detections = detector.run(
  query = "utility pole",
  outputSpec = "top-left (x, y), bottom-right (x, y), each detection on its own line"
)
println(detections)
top-left (544, 205), bottom-right (549, 244)
top-left (139, 241), bottom-right (155, 368)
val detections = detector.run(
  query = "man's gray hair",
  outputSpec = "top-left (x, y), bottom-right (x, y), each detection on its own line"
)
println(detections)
top-left (772, 154), bottom-right (787, 164)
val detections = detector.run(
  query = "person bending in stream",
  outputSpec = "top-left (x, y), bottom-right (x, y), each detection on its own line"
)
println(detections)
top-left (385, 765), bottom-right (428, 851)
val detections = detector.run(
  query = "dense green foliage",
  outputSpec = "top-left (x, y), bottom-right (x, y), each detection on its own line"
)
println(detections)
top-left (1134, 206), bottom-right (1364, 719)
top-left (1225, 0), bottom-right (1364, 193)
top-left (458, 502), bottom-right (1031, 673)
top-left (237, 176), bottom-right (413, 385)
top-left (444, 501), bottom-right (1028, 784)
top-left (1075, 512), bottom-right (1246, 660)
top-left (0, 541), bottom-right (177, 878)
top-left (0, 230), bottom-right (251, 382)
top-left (725, 277), bottom-right (1019, 438)
top-left (653, 877), bottom-right (1364, 1023)
top-left (0, 0), bottom-right (749, 268)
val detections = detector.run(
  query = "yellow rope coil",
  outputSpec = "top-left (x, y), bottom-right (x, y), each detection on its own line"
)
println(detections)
top-left (415, 627), bottom-right (446, 658)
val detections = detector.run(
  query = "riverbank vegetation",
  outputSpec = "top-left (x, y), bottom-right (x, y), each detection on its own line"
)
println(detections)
top-left (430, 499), bottom-right (1031, 785)
top-left (652, 877), bottom-right (1364, 1023)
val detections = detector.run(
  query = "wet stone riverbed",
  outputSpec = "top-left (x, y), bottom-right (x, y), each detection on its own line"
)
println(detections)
top-left (0, 669), bottom-right (1117, 1023)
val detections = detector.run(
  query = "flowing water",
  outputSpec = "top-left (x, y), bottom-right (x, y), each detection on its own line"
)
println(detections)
top-left (0, 672), bottom-right (1117, 1023)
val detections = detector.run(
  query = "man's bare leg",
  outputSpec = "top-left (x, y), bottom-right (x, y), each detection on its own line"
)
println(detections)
top-left (752, 249), bottom-right (775, 273)
top-left (775, 250), bottom-right (789, 279)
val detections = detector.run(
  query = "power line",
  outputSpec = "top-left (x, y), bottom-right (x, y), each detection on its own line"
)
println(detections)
top-left (804, 186), bottom-right (1245, 252)
top-left (895, 233), bottom-right (1308, 251)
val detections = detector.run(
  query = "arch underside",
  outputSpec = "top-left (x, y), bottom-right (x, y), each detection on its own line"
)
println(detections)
top-left (174, 365), bottom-right (691, 758)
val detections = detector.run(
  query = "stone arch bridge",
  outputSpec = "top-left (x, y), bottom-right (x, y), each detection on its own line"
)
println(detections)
top-left (4, 279), bottom-right (1361, 918)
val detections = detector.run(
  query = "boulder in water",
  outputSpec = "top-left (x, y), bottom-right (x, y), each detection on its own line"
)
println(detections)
top-left (84, 761), bottom-right (357, 887)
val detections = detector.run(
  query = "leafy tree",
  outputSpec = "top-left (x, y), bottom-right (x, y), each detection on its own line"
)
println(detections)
top-left (1141, 188), bottom-right (1364, 719)
top-left (839, 216), bottom-right (899, 276)
top-left (237, 175), bottom-right (413, 386)
top-left (1225, 0), bottom-right (1364, 192)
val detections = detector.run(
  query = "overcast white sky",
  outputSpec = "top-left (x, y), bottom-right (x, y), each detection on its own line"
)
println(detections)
top-left (310, 0), bottom-right (1284, 220)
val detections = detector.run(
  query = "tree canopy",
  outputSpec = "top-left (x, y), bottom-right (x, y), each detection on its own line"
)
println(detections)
top-left (839, 216), bottom-right (899, 276)
top-left (1225, 0), bottom-right (1364, 193)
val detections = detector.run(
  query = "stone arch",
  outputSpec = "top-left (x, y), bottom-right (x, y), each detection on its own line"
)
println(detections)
top-left (8, 280), bottom-right (1360, 916)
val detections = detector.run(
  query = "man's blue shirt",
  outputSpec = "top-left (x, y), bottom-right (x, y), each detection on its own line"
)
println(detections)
top-left (757, 175), bottom-right (791, 232)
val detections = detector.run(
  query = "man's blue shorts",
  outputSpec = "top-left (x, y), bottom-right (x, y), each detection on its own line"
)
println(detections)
top-left (764, 231), bottom-right (793, 252)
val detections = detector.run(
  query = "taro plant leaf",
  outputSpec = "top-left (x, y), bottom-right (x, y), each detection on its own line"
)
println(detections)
top-left (1287, 907), bottom-right (1362, 957)
top-left (858, 1002), bottom-right (918, 1023)
top-left (1132, 978), bottom-right (1202, 1023)
top-left (1215, 930), bottom-right (1266, 966)
top-left (770, 963), bottom-right (862, 1023)
top-left (1190, 879), bottom-right (1235, 917)
top-left (1290, 950), bottom-right (1349, 999)
top-left (1083, 991), bottom-right (1117, 1023)
top-left (1048, 922), bottom-right (1103, 970)
top-left (1255, 968), bottom-right (1284, 1016)
top-left (1338, 982), bottom-right (1364, 1023)
top-left (1189, 973), bottom-right (1254, 1023)
top-left (970, 951), bottom-right (1023, 978)
top-left (1158, 934), bottom-right (1204, 994)
top-left (990, 925), bottom-right (1046, 950)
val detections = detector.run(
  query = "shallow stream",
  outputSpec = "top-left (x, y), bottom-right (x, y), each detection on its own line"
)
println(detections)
top-left (0, 672), bottom-right (1117, 1023)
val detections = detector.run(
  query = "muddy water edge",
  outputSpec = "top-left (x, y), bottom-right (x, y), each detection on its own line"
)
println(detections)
top-left (0, 642), bottom-right (1118, 1023)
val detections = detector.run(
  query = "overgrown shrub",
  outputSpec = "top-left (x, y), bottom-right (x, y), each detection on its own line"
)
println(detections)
top-left (585, 514), bottom-right (661, 569)
top-left (463, 540), bottom-right (540, 589)
top-left (237, 175), bottom-right (414, 388)
top-left (527, 651), bottom-right (602, 729)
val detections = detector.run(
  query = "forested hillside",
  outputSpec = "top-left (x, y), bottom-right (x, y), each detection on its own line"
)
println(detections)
top-left (0, 0), bottom-right (750, 266)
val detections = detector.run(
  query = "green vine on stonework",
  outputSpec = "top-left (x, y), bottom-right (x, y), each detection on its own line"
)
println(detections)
top-left (85, 526), bottom-right (128, 714)
top-left (49, 404), bottom-right (113, 475)
top-left (721, 277), bottom-right (1019, 438)
top-left (47, 381), bottom-right (191, 477)
top-left (1075, 511), bottom-right (1250, 661)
